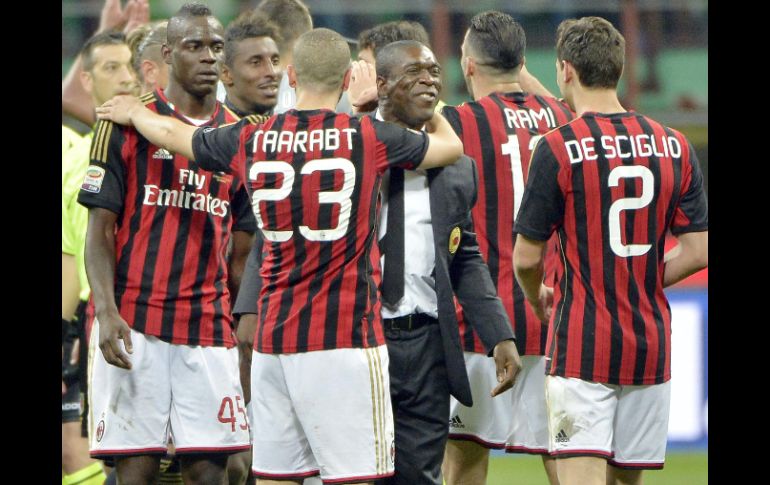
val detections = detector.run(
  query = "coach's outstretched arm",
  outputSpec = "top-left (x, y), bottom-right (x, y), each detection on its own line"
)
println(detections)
top-left (96, 94), bottom-right (197, 160)
top-left (418, 111), bottom-right (464, 169)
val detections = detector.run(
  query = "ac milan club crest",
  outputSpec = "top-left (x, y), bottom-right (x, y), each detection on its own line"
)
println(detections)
top-left (96, 420), bottom-right (105, 442)
top-left (448, 226), bottom-right (461, 254)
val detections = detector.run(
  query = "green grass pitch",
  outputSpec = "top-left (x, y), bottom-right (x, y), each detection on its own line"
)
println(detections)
top-left (487, 452), bottom-right (707, 485)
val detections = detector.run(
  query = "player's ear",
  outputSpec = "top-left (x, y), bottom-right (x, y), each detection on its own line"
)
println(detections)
top-left (376, 75), bottom-right (389, 100)
top-left (287, 65), bottom-right (298, 88)
top-left (341, 67), bottom-right (352, 92)
top-left (80, 70), bottom-right (93, 95)
top-left (220, 63), bottom-right (234, 87)
top-left (562, 60), bottom-right (575, 84)
top-left (463, 56), bottom-right (475, 77)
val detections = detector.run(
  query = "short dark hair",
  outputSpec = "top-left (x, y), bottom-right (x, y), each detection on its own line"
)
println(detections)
top-left (127, 21), bottom-right (168, 80)
top-left (80, 30), bottom-right (127, 71)
top-left (556, 16), bottom-right (625, 89)
top-left (465, 11), bottom-right (526, 73)
top-left (357, 20), bottom-right (429, 56)
top-left (375, 40), bottom-right (426, 80)
top-left (224, 12), bottom-right (281, 67)
top-left (255, 0), bottom-right (313, 55)
top-left (167, 2), bottom-right (215, 45)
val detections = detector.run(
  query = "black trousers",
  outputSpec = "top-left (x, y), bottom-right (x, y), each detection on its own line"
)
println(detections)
top-left (379, 320), bottom-right (450, 485)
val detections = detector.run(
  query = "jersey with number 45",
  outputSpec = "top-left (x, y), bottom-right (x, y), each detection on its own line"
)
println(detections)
top-left (191, 109), bottom-right (430, 354)
top-left (514, 111), bottom-right (708, 385)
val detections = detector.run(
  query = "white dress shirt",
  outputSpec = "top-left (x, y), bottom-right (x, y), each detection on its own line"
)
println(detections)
top-left (375, 109), bottom-right (438, 319)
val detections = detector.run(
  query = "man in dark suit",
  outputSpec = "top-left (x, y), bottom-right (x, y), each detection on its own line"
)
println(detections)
top-left (371, 40), bottom-right (522, 485)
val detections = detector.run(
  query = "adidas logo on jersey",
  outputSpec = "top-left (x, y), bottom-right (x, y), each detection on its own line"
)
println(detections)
top-left (449, 415), bottom-right (465, 429)
top-left (555, 429), bottom-right (569, 443)
top-left (153, 148), bottom-right (174, 160)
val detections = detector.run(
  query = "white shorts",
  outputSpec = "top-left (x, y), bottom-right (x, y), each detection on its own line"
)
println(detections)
top-left (545, 376), bottom-right (671, 469)
top-left (87, 322), bottom-right (250, 458)
top-left (250, 346), bottom-right (395, 482)
top-left (447, 352), bottom-right (511, 449)
top-left (506, 355), bottom-right (550, 454)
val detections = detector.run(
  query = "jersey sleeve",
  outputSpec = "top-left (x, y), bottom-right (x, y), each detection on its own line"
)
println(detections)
top-left (671, 141), bottom-right (708, 235)
top-left (77, 120), bottom-right (127, 215)
top-left (231, 181), bottom-right (256, 233)
top-left (191, 118), bottom-right (251, 173)
top-left (371, 119), bottom-right (429, 172)
top-left (441, 104), bottom-right (462, 137)
top-left (513, 138), bottom-right (565, 241)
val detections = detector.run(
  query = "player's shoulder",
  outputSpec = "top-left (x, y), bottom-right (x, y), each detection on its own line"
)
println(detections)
top-left (542, 116), bottom-right (582, 140)
top-left (640, 113), bottom-right (686, 138)
top-left (139, 91), bottom-right (158, 107)
top-left (217, 113), bottom-right (271, 130)
top-left (244, 113), bottom-right (270, 125)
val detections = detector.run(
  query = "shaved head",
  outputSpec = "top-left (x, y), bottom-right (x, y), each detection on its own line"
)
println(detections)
top-left (292, 28), bottom-right (350, 91)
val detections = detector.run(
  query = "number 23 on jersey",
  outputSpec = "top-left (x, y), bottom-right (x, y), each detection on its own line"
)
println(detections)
top-left (249, 157), bottom-right (356, 242)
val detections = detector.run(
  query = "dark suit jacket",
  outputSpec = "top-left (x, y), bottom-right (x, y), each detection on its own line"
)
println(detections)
top-left (424, 155), bottom-right (514, 406)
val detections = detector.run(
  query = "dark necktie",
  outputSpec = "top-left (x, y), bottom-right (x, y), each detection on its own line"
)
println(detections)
top-left (382, 168), bottom-right (405, 306)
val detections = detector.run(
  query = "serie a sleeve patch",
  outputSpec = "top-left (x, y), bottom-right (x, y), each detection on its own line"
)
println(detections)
top-left (81, 165), bottom-right (106, 193)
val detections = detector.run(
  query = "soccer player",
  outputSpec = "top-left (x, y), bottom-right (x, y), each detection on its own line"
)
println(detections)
top-left (439, 11), bottom-right (573, 485)
top-left (95, 27), bottom-right (464, 485)
top-left (513, 17), bottom-right (708, 485)
top-left (62, 29), bottom-right (137, 485)
top-left (220, 12), bottom-right (281, 120)
top-left (78, 4), bottom-right (255, 484)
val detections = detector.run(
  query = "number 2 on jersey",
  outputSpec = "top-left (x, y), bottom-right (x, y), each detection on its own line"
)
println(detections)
top-left (249, 158), bottom-right (356, 242)
top-left (608, 165), bottom-right (654, 257)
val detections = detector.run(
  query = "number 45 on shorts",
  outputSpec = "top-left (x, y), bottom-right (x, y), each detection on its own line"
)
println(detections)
top-left (218, 396), bottom-right (249, 432)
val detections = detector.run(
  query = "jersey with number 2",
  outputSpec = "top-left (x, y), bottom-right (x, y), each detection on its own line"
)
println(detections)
top-left (514, 111), bottom-right (708, 385)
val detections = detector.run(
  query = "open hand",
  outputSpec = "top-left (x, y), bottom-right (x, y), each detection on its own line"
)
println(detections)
top-left (96, 95), bottom-right (142, 125)
top-left (349, 60), bottom-right (378, 110)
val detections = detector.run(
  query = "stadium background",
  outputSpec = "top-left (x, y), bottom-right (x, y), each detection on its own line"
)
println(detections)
top-left (62, 1), bottom-right (708, 483)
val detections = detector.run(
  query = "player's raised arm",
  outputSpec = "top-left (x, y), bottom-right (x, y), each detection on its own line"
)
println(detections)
top-left (96, 94), bottom-right (197, 160)
top-left (418, 110), bottom-right (463, 169)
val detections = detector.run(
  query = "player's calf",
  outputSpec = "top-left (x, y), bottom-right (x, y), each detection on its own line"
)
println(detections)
top-left (442, 439), bottom-right (490, 485)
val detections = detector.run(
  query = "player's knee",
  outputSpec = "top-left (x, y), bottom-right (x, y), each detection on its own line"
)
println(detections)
top-left (116, 456), bottom-right (161, 485)
top-left (226, 451), bottom-right (252, 485)
top-left (607, 465), bottom-right (643, 485)
top-left (180, 454), bottom-right (228, 485)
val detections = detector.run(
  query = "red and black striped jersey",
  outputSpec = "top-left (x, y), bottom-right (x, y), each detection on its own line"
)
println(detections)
top-left (191, 109), bottom-right (430, 354)
top-left (514, 111), bottom-right (708, 385)
top-left (443, 92), bottom-right (574, 356)
top-left (77, 90), bottom-right (256, 347)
